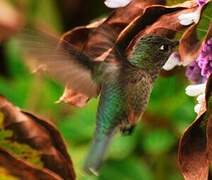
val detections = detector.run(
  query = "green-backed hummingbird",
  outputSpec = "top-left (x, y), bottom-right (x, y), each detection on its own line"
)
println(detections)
top-left (19, 30), bottom-right (178, 175)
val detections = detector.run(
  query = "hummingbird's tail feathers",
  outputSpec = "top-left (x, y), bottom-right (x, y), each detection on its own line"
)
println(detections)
top-left (17, 27), bottom-right (99, 98)
top-left (83, 133), bottom-right (113, 175)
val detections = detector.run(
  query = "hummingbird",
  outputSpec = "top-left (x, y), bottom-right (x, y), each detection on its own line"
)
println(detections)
top-left (83, 35), bottom-right (178, 175)
top-left (18, 29), bottom-right (178, 175)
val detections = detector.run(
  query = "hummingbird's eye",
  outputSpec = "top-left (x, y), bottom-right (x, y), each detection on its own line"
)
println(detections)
top-left (159, 44), bottom-right (169, 51)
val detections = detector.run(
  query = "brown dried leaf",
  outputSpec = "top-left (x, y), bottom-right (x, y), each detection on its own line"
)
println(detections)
top-left (61, 26), bottom-right (92, 50)
top-left (179, 4), bottom-right (212, 65)
top-left (205, 74), bottom-right (212, 107)
top-left (105, 0), bottom-right (166, 26)
top-left (116, 4), bottom-right (197, 54)
top-left (206, 114), bottom-right (212, 161)
top-left (62, 0), bottom-right (165, 53)
top-left (60, 18), bottom-right (106, 50)
top-left (0, 96), bottom-right (76, 180)
top-left (179, 23), bottom-right (202, 65)
top-left (77, 0), bottom-right (166, 60)
top-left (178, 75), bottom-right (212, 180)
top-left (178, 113), bottom-right (209, 180)
top-left (116, 5), bottom-right (182, 51)
top-left (205, 75), bottom-right (212, 161)
top-left (0, 147), bottom-right (62, 180)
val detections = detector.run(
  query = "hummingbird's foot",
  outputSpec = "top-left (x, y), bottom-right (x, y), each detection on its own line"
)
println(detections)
top-left (120, 124), bottom-right (135, 136)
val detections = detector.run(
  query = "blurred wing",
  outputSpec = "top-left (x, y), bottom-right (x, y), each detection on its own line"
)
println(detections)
top-left (18, 28), bottom-right (99, 98)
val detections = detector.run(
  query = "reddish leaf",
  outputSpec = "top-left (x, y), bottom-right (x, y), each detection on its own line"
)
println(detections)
top-left (61, 0), bottom-right (164, 58)
top-left (205, 75), bottom-right (212, 161)
top-left (61, 26), bottom-right (92, 49)
top-left (179, 4), bottom-right (212, 65)
top-left (0, 96), bottom-right (76, 180)
top-left (116, 5), bottom-right (182, 51)
top-left (78, 0), bottom-right (166, 60)
top-left (205, 74), bottom-right (212, 107)
top-left (178, 113), bottom-right (209, 180)
top-left (179, 24), bottom-right (202, 65)
top-left (0, 147), bottom-right (62, 180)
top-left (116, 4), bottom-right (197, 54)
top-left (179, 75), bottom-right (212, 180)
top-left (60, 18), bottom-right (106, 50)
top-left (105, 0), bottom-right (166, 26)
top-left (206, 114), bottom-right (212, 161)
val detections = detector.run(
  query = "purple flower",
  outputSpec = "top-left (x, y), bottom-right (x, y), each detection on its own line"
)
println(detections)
top-left (186, 60), bottom-right (204, 83)
top-left (186, 38), bottom-right (212, 83)
top-left (197, 0), bottom-right (208, 6)
top-left (198, 38), bottom-right (212, 78)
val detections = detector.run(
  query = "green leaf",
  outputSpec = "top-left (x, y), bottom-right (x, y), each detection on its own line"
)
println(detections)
top-left (100, 158), bottom-right (153, 180)
top-left (197, 2), bottom-right (212, 39)
top-left (5, 39), bottom-right (28, 78)
top-left (148, 76), bottom-right (196, 132)
top-left (142, 129), bottom-right (176, 155)
top-left (108, 132), bottom-right (137, 159)
top-left (59, 99), bottom-right (98, 144)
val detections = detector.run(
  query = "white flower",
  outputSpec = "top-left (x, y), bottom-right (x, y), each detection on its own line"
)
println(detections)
top-left (163, 52), bottom-right (181, 70)
top-left (185, 83), bottom-right (206, 114)
top-left (178, 7), bottom-right (201, 26)
top-left (197, 94), bottom-right (205, 104)
top-left (185, 83), bottom-right (206, 96)
top-left (194, 94), bottom-right (206, 114)
top-left (194, 103), bottom-right (202, 113)
top-left (104, 0), bottom-right (132, 8)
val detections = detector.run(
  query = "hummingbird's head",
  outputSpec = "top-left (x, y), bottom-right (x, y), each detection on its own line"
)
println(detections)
top-left (129, 35), bottom-right (178, 70)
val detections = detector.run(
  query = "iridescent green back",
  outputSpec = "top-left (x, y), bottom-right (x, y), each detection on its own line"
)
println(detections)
top-left (95, 75), bottom-right (126, 139)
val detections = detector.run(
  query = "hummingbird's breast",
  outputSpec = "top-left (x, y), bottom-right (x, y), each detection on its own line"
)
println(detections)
top-left (120, 67), bottom-right (153, 127)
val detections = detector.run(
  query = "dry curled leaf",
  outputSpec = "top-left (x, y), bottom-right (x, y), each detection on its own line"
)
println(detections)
top-left (62, 0), bottom-right (166, 60)
top-left (178, 3), bottom-right (212, 65)
top-left (205, 74), bottom-right (212, 108)
top-left (179, 20), bottom-right (212, 66)
top-left (0, 147), bottom-right (62, 180)
top-left (178, 113), bottom-right (209, 180)
top-left (179, 75), bottom-right (212, 180)
top-left (0, 96), bottom-right (76, 180)
top-left (205, 75), bottom-right (212, 161)
top-left (60, 18), bottom-right (106, 50)
top-left (116, 3), bottom-right (197, 54)
top-left (104, 0), bottom-right (165, 27)
top-left (179, 23), bottom-right (202, 65)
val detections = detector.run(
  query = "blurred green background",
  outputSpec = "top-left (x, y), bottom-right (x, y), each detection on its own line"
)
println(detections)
top-left (1, 0), bottom-right (211, 179)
